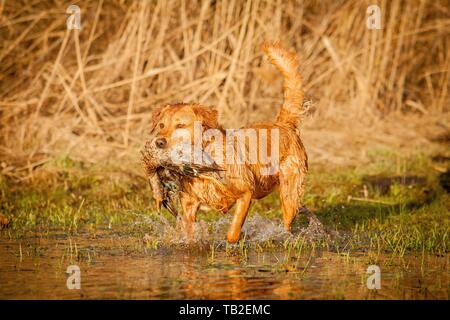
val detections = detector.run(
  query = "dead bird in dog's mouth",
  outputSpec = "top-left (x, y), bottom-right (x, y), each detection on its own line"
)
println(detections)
top-left (141, 142), bottom-right (225, 217)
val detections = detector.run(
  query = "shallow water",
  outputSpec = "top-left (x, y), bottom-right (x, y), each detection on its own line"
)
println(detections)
top-left (0, 230), bottom-right (448, 299)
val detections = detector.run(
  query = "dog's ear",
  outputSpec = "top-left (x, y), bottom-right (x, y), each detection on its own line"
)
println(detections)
top-left (149, 105), bottom-right (167, 133)
top-left (193, 106), bottom-right (219, 129)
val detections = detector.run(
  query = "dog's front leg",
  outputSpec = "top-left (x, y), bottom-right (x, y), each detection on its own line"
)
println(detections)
top-left (226, 191), bottom-right (252, 243)
top-left (180, 194), bottom-right (200, 241)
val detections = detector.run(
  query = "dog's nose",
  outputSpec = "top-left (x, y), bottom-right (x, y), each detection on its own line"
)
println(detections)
top-left (155, 138), bottom-right (167, 149)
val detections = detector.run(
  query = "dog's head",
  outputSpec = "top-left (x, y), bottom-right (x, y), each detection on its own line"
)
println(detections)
top-left (149, 103), bottom-right (218, 150)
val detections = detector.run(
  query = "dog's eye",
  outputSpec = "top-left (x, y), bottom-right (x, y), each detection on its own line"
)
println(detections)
top-left (176, 123), bottom-right (185, 129)
top-left (159, 123), bottom-right (164, 129)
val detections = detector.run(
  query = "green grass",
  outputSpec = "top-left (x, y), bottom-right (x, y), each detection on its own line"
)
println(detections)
top-left (0, 160), bottom-right (158, 238)
top-left (0, 151), bottom-right (449, 254)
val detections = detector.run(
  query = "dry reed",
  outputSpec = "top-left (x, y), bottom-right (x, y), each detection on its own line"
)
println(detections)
top-left (0, 0), bottom-right (449, 179)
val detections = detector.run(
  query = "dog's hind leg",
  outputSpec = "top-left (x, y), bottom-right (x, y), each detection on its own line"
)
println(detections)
top-left (279, 156), bottom-right (308, 232)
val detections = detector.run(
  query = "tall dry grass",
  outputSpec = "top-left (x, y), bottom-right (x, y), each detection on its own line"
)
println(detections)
top-left (0, 0), bottom-right (449, 178)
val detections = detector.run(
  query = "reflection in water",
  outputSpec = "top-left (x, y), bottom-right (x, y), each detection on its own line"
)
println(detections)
top-left (0, 234), bottom-right (448, 299)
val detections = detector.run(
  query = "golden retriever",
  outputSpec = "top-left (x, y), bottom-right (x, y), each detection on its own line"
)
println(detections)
top-left (142, 43), bottom-right (322, 243)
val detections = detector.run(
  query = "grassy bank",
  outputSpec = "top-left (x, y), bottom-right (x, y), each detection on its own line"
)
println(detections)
top-left (1, 151), bottom-right (448, 255)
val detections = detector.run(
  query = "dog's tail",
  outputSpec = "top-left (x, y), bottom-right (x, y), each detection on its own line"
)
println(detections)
top-left (262, 42), bottom-right (304, 128)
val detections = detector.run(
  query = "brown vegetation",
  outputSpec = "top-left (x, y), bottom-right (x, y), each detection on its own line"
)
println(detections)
top-left (0, 0), bottom-right (449, 179)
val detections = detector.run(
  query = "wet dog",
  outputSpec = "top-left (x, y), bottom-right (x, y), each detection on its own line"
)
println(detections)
top-left (141, 43), bottom-right (322, 243)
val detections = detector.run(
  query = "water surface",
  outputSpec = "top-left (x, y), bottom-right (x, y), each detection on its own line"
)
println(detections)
top-left (0, 230), bottom-right (447, 299)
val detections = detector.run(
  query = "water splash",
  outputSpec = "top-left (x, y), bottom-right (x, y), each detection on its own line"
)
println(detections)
top-left (241, 214), bottom-right (291, 242)
top-left (137, 212), bottom-right (327, 245)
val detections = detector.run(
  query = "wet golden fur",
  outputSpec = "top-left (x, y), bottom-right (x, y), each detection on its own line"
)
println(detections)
top-left (142, 43), bottom-right (319, 243)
